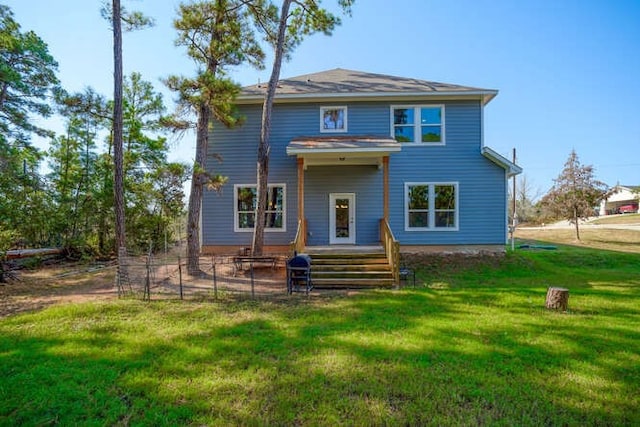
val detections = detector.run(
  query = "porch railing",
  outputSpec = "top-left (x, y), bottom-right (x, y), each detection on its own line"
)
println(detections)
top-left (290, 218), bottom-right (306, 256)
top-left (380, 218), bottom-right (400, 286)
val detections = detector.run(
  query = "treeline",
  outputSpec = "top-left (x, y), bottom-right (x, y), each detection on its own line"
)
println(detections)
top-left (1, 5), bottom-right (187, 258)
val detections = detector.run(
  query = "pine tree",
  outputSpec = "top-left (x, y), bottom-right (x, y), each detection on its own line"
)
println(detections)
top-left (0, 4), bottom-right (59, 249)
top-left (55, 87), bottom-right (111, 254)
top-left (121, 72), bottom-right (187, 252)
top-left (165, 0), bottom-right (267, 274)
top-left (0, 5), bottom-right (59, 144)
top-left (101, 0), bottom-right (154, 254)
top-left (252, 0), bottom-right (354, 255)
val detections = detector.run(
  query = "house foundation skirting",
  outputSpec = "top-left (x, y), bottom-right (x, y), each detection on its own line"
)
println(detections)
top-left (201, 245), bottom-right (291, 256)
top-left (400, 244), bottom-right (506, 254)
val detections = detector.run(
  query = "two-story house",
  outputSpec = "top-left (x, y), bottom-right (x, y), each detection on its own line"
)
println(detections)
top-left (202, 69), bottom-right (520, 285)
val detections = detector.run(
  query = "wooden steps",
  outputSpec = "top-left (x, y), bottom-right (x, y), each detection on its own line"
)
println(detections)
top-left (305, 248), bottom-right (394, 289)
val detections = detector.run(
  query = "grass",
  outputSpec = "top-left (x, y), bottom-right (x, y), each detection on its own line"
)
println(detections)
top-left (1, 245), bottom-right (639, 425)
top-left (515, 227), bottom-right (640, 254)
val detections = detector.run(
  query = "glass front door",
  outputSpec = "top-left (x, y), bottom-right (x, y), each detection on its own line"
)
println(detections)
top-left (329, 193), bottom-right (355, 244)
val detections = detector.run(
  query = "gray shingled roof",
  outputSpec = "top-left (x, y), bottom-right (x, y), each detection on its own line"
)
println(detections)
top-left (239, 68), bottom-right (497, 104)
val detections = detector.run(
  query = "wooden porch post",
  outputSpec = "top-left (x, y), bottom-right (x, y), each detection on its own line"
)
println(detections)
top-left (383, 156), bottom-right (389, 222)
top-left (297, 157), bottom-right (305, 234)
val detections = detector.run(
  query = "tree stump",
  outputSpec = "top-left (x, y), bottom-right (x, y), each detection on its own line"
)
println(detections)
top-left (546, 287), bottom-right (569, 311)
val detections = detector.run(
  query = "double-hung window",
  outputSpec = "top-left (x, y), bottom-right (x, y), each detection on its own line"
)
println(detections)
top-left (405, 182), bottom-right (458, 230)
top-left (392, 105), bottom-right (444, 144)
top-left (234, 184), bottom-right (286, 232)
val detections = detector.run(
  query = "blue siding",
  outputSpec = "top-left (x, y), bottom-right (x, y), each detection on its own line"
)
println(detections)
top-left (388, 101), bottom-right (508, 245)
top-left (305, 165), bottom-right (382, 245)
top-left (204, 100), bottom-right (508, 247)
top-left (202, 105), bottom-right (298, 246)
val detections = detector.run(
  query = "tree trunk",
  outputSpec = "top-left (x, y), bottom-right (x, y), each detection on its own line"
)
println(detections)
top-left (186, 103), bottom-right (211, 275)
top-left (252, 0), bottom-right (292, 256)
top-left (253, 143), bottom-right (269, 256)
top-left (112, 0), bottom-right (126, 252)
top-left (0, 81), bottom-right (8, 112)
top-left (573, 209), bottom-right (580, 241)
top-left (545, 287), bottom-right (569, 311)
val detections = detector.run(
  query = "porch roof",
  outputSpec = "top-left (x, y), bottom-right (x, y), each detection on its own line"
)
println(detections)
top-left (286, 135), bottom-right (401, 168)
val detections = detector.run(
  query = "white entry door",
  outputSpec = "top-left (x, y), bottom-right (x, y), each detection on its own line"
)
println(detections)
top-left (329, 193), bottom-right (356, 244)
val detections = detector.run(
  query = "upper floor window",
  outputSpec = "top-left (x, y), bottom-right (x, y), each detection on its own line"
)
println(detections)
top-left (234, 184), bottom-right (286, 232)
top-left (405, 182), bottom-right (458, 230)
top-left (320, 106), bottom-right (347, 133)
top-left (391, 105), bottom-right (444, 144)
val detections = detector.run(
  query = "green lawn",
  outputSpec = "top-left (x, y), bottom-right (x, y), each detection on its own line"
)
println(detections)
top-left (1, 246), bottom-right (639, 426)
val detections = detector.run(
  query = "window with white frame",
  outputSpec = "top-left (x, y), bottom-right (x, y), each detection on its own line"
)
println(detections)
top-left (320, 106), bottom-right (347, 133)
top-left (392, 105), bottom-right (444, 144)
top-left (405, 182), bottom-right (458, 230)
top-left (234, 184), bottom-right (286, 232)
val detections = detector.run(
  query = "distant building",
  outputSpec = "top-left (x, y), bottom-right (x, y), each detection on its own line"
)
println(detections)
top-left (599, 185), bottom-right (640, 215)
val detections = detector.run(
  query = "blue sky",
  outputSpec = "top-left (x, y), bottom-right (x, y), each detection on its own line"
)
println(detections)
top-left (5, 0), bottom-right (640, 196)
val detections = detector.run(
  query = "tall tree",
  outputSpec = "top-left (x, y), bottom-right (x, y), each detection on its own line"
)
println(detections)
top-left (112, 0), bottom-right (126, 252)
top-left (251, 0), bottom-right (353, 255)
top-left (0, 143), bottom-right (50, 245)
top-left (56, 87), bottom-right (114, 254)
top-left (101, 1), bottom-right (154, 254)
top-left (0, 5), bottom-right (59, 145)
top-left (540, 150), bottom-right (609, 240)
top-left (121, 72), bottom-right (187, 252)
top-left (0, 4), bottom-right (59, 249)
top-left (165, 0), bottom-right (267, 274)
top-left (53, 88), bottom-right (111, 253)
top-left (54, 77), bottom-right (184, 256)
top-left (48, 122), bottom-right (97, 246)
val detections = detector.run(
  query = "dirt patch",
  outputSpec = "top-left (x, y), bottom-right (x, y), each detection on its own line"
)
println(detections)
top-left (0, 256), bottom-right (300, 318)
top-left (0, 255), bottom-right (373, 318)
top-left (0, 263), bottom-right (117, 318)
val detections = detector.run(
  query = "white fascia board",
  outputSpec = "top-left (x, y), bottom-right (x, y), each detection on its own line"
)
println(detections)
top-left (237, 90), bottom-right (498, 105)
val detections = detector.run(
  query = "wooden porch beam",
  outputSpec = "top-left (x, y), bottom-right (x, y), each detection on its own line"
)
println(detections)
top-left (297, 157), bottom-right (305, 228)
top-left (383, 156), bottom-right (389, 222)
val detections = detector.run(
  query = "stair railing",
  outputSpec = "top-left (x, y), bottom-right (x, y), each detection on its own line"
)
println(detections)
top-left (290, 218), bottom-right (307, 256)
top-left (380, 218), bottom-right (400, 286)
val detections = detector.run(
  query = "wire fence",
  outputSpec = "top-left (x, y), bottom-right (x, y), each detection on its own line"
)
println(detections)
top-left (115, 248), bottom-right (293, 301)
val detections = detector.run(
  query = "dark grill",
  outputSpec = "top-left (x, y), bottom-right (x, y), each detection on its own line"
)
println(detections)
top-left (286, 254), bottom-right (313, 294)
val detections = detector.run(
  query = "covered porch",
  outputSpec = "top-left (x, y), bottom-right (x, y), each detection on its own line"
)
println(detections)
top-left (286, 135), bottom-right (401, 247)
top-left (286, 136), bottom-right (402, 286)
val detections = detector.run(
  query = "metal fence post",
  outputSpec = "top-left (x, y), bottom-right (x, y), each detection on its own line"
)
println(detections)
top-left (178, 255), bottom-right (183, 300)
top-left (250, 260), bottom-right (255, 299)
top-left (212, 256), bottom-right (218, 300)
top-left (144, 256), bottom-right (151, 301)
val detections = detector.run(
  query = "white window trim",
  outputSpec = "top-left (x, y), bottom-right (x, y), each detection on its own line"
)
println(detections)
top-left (320, 106), bottom-right (348, 133)
top-left (234, 183), bottom-right (287, 233)
top-left (390, 104), bottom-right (445, 145)
top-left (404, 182), bottom-right (459, 231)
